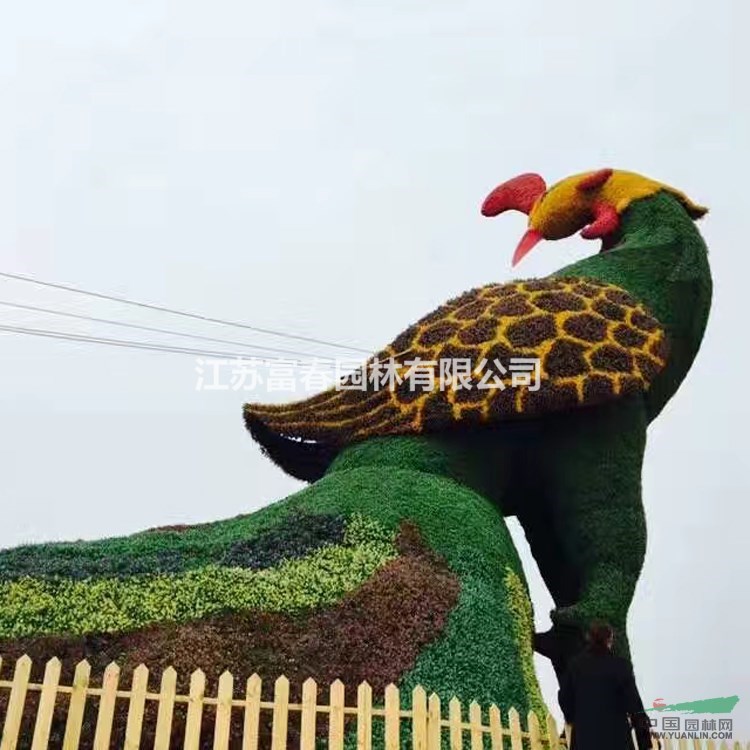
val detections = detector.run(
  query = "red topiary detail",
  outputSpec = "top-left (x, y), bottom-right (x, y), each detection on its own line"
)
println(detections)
top-left (581, 201), bottom-right (620, 239)
top-left (576, 168), bottom-right (613, 192)
top-left (481, 174), bottom-right (547, 216)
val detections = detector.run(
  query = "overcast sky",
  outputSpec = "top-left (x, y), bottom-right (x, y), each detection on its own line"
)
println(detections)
top-left (1, 0), bottom-right (748, 736)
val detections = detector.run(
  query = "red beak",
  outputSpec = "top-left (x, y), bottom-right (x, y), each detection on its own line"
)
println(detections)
top-left (512, 228), bottom-right (543, 266)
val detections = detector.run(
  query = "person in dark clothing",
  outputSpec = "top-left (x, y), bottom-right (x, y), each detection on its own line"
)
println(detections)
top-left (558, 621), bottom-right (654, 750)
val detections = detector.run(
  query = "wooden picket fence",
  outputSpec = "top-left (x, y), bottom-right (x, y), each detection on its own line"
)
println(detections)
top-left (0, 654), bottom-right (746, 749)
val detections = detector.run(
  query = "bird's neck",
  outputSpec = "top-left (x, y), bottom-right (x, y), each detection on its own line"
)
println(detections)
top-left (327, 431), bottom-right (503, 503)
top-left (555, 192), bottom-right (713, 420)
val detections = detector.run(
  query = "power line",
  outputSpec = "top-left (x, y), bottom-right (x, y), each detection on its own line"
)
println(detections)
top-left (0, 270), bottom-right (371, 354)
top-left (0, 323), bottom-right (342, 365)
top-left (0, 300), bottom-right (336, 363)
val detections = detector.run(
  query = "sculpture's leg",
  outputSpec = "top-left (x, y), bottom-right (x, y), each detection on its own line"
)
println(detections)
top-left (514, 492), bottom-right (585, 683)
top-left (534, 396), bottom-right (648, 674)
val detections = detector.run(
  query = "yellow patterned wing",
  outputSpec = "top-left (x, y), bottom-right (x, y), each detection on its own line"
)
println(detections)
top-left (244, 277), bottom-right (668, 477)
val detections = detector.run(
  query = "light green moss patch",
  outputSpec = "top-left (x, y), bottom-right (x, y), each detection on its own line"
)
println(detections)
top-left (0, 536), bottom-right (396, 639)
top-left (504, 567), bottom-right (546, 719)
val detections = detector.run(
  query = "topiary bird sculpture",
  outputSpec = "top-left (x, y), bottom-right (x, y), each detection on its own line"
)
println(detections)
top-left (0, 168), bottom-right (711, 747)
top-left (245, 168), bottom-right (712, 680)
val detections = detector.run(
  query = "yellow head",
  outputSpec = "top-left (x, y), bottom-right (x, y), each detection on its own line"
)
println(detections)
top-left (481, 168), bottom-right (707, 265)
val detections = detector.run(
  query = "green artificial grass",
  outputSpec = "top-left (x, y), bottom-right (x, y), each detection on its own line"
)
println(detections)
top-left (0, 457), bottom-right (542, 713)
top-left (0, 509), bottom-right (346, 582)
top-left (0, 537), bottom-right (396, 639)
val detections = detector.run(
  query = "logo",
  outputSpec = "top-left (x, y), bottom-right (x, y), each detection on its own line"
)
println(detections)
top-left (645, 696), bottom-right (740, 742)
top-left (647, 696), bottom-right (739, 714)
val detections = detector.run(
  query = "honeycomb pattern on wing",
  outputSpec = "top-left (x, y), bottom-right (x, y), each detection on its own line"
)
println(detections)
top-left (244, 277), bottom-right (669, 444)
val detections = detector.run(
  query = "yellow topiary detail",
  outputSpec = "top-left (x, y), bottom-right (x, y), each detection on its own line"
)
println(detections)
top-left (504, 566), bottom-right (547, 720)
top-left (529, 169), bottom-right (707, 241)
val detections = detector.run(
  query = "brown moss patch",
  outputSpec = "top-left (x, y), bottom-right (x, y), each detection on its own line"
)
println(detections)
top-left (571, 282), bottom-right (603, 297)
top-left (457, 318), bottom-right (498, 346)
top-left (618, 376), bottom-right (642, 396)
top-left (395, 377), bottom-right (428, 404)
top-left (449, 289), bottom-right (484, 307)
top-left (630, 311), bottom-right (659, 332)
top-left (591, 345), bottom-right (632, 373)
top-left (336, 388), bottom-right (375, 406)
top-left (544, 340), bottom-right (590, 378)
top-left (390, 325), bottom-right (418, 354)
top-left (649, 336), bottom-right (670, 360)
top-left (488, 295), bottom-right (535, 317)
top-left (563, 314), bottom-right (608, 343)
top-left (417, 303), bottom-right (457, 326)
top-left (438, 343), bottom-right (481, 363)
top-left (483, 284), bottom-right (518, 299)
top-left (506, 314), bottom-right (557, 348)
top-left (487, 386), bottom-right (518, 417)
top-left (522, 279), bottom-right (564, 292)
top-left (635, 354), bottom-right (659, 381)
top-left (310, 391), bottom-right (389, 422)
top-left (483, 342), bottom-right (515, 363)
top-left (583, 374), bottom-right (615, 402)
top-left (421, 392), bottom-right (456, 429)
top-left (533, 292), bottom-right (586, 313)
top-left (604, 288), bottom-right (635, 306)
top-left (612, 324), bottom-right (647, 348)
top-left (453, 299), bottom-right (492, 320)
top-left (418, 321), bottom-right (460, 347)
top-left (592, 299), bottom-right (626, 322)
